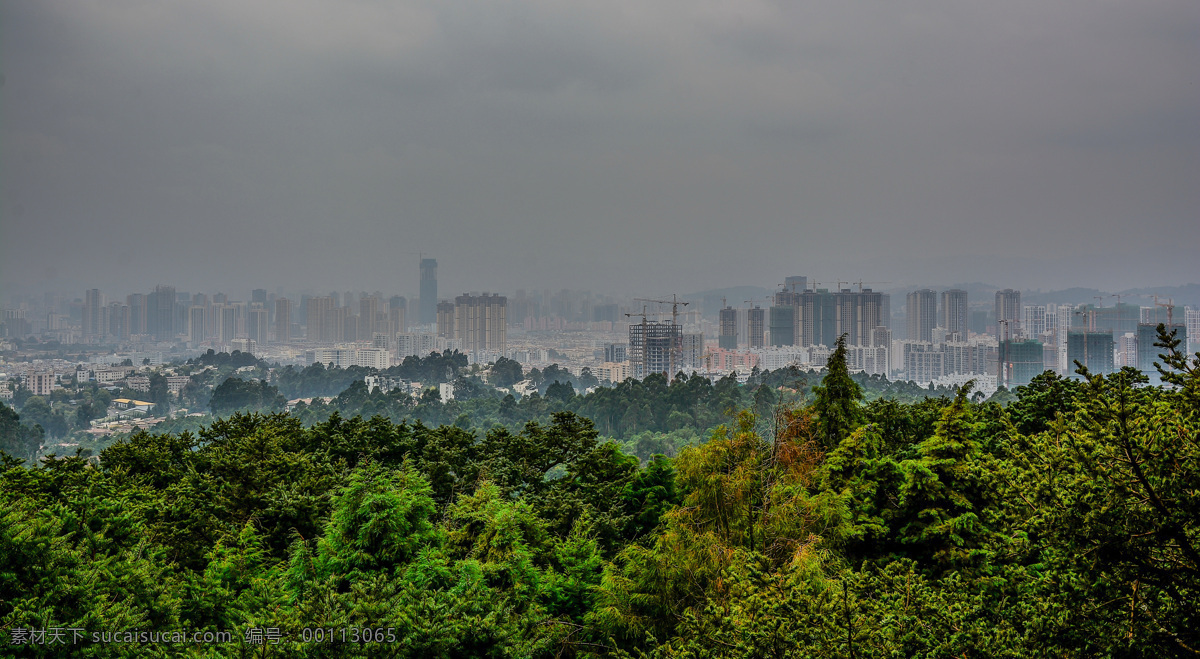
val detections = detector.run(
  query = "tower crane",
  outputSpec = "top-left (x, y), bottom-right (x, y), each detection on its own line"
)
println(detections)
top-left (853, 280), bottom-right (891, 292)
top-left (1152, 295), bottom-right (1175, 326)
top-left (634, 295), bottom-right (691, 377)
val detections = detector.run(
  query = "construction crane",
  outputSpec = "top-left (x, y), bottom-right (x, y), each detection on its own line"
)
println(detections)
top-left (633, 295), bottom-right (691, 377)
top-left (1152, 295), bottom-right (1176, 326)
top-left (853, 280), bottom-right (891, 292)
top-left (1093, 295), bottom-right (1105, 309)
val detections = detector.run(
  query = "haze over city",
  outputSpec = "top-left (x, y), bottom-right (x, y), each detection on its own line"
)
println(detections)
top-left (3, 0), bottom-right (1198, 297)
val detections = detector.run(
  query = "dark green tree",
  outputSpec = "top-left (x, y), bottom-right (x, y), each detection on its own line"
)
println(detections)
top-left (811, 333), bottom-right (865, 450)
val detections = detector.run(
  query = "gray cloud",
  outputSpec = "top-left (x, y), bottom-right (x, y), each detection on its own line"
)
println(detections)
top-left (2, 0), bottom-right (1197, 300)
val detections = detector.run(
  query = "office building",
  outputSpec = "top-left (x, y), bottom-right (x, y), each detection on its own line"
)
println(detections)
top-left (906, 289), bottom-right (938, 343)
top-left (995, 289), bottom-right (1021, 339)
top-left (940, 289), bottom-right (968, 341)
top-left (420, 258), bottom-right (438, 325)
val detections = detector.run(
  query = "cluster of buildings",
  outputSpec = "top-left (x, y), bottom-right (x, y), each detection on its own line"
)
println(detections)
top-left (3, 265), bottom-right (1197, 394)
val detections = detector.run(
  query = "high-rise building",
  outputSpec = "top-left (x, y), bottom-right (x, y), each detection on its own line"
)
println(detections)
top-left (940, 289), bottom-right (968, 341)
top-left (783, 276), bottom-right (807, 292)
top-left (604, 343), bottom-right (627, 363)
top-left (359, 295), bottom-right (379, 340)
top-left (629, 320), bottom-right (681, 378)
top-left (107, 302), bottom-right (129, 340)
top-left (746, 307), bottom-right (765, 348)
top-left (454, 293), bottom-right (507, 353)
top-left (1137, 322), bottom-right (1187, 376)
top-left (218, 304), bottom-right (241, 343)
top-left (769, 304), bottom-right (795, 347)
top-left (306, 296), bottom-right (334, 341)
top-left (795, 289), bottom-right (837, 347)
top-left (718, 305), bottom-right (738, 349)
top-left (420, 258), bottom-right (438, 325)
top-left (999, 339), bottom-right (1045, 387)
top-left (437, 301), bottom-right (456, 338)
top-left (1023, 306), bottom-right (1047, 338)
top-left (149, 285), bottom-right (177, 341)
top-left (251, 289), bottom-right (268, 306)
top-left (83, 289), bottom-right (103, 340)
top-left (248, 307), bottom-right (269, 346)
top-left (127, 294), bottom-right (148, 336)
top-left (906, 289), bottom-right (937, 343)
top-left (324, 306), bottom-right (347, 342)
top-left (1187, 307), bottom-right (1200, 356)
top-left (1067, 330), bottom-right (1114, 376)
top-left (388, 296), bottom-right (407, 336)
top-left (274, 298), bottom-right (292, 343)
top-left (834, 288), bottom-right (882, 346)
top-left (188, 306), bottom-right (206, 344)
top-left (995, 289), bottom-right (1021, 339)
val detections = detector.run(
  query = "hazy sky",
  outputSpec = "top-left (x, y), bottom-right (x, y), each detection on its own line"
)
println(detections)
top-left (3, 0), bottom-right (1198, 300)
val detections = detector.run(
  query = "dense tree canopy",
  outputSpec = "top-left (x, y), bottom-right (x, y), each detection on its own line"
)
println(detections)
top-left (2, 326), bottom-right (1197, 656)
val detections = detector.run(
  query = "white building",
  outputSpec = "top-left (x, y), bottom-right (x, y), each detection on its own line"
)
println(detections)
top-left (305, 347), bottom-right (390, 370)
top-left (1187, 307), bottom-right (1199, 356)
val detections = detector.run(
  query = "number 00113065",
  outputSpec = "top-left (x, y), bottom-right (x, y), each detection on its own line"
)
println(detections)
top-left (300, 628), bottom-right (398, 643)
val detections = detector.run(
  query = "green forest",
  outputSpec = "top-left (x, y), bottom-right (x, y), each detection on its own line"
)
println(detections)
top-left (1, 329), bottom-right (1197, 657)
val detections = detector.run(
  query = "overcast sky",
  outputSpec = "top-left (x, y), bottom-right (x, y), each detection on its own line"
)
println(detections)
top-left (3, 0), bottom-right (1197, 300)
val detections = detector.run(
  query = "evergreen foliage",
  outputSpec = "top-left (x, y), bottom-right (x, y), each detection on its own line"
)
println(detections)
top-left (1, 325), bottom-right (1197, 656)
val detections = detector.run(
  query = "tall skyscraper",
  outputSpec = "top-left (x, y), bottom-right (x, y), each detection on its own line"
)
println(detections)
top-left (149, 285), bottom-right (177, 341)
top-left (306, 296), bottom-right (334, 341)
top-left (995, 289), bottom-right (1021, 339)
top-left (388, 296), bottom-right (407, 334)
top-left (718, 305), bottom-right (738, 349)
top-left (437, 301), bottom-right (456, 338)
top-left (83, 289), bottom-right (103, 340)
top-left (940, 289), bottom-right (968, 340)
top-left (189, 306), bottom-right (206, 344)
top-left (746, 306), bottom-right (765, 348)
top-left (1023, 305), bottom-right (1048, 338)
top-left (274, 298), bottom-right (292, 343)
top-left (420, 258), bottom-right (438, 325)
top-left (359, 295), bottom-right (379, 340)
top-left (127, 293), bottom-right (147, 336)
top-left (248, 307), bottom-right (269, 346)
top-left (454, 293), bottom-right (506, 353)
top-left (906, 289), bottom-right (937, 343)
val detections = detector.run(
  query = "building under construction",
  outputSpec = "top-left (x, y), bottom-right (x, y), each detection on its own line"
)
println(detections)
top-left (629, 320), bottom-right (682, 378)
